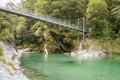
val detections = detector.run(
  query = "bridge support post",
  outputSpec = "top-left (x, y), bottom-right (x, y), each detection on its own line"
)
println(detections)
top-left (83, 17), bottom-right (85, 41)
top-left (77, 19), bottom-right (80, 51)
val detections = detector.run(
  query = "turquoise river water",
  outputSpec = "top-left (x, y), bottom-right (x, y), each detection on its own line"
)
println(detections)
top-left (20, 53), bottom-right (120, 80)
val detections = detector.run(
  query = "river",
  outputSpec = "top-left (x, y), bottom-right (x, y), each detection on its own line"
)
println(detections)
top-left (20, 53), bottom-right (120, 80)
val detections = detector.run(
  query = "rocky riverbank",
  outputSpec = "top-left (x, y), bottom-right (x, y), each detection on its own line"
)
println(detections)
top-left (65, 39), bottom-right (106, 59)
top-left (0, 42), bottom-right (28, 80)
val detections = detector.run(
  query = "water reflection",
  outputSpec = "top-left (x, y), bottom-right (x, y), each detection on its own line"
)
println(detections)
top-left (44, 45), bottom-right (48, 62)
top-left (21, 53), bottom-right (120, 80)
top-left (44, 52), bottom-right (48, 62)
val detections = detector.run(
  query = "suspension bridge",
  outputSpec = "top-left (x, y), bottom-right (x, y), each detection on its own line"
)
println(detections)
top-left (0, 6), bottom-right (85, 32)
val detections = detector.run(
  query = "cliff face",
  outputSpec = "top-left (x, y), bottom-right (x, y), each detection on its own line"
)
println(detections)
top-left (0, 42), bottom-right (28, 80)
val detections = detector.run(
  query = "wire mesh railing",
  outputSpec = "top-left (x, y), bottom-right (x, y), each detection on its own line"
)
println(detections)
top-left (0, 6), bottom-right (83, 31)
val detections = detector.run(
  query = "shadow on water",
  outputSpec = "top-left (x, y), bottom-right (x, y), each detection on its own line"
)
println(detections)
top-left (66, 60), bottom-right (75, 63)
top-left (22, 66), bottom-right (48, 80)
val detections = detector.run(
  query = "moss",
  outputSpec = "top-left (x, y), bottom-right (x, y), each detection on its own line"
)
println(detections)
top-left (1, 58), bottom-right (8, 64)
top-left (6, 66), bottom-right (13, 75)
top-left (8, 61), bottom-right (16, 70)
top-left (0, 56), bottom-right (3, 61)
top-left (0, 47), bottom-right (3, 56)
top-left (0, 57), bottom-right (16, 70)
top-left (82, 42), bottom-right (90, 50)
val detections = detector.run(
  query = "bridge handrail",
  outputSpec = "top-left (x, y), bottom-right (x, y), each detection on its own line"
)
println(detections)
top-left (0, 6), bottom-right (83, 31)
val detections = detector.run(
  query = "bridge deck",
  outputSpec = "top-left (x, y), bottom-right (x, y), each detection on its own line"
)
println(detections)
top-left (0, 6), bottom-right (83, 32)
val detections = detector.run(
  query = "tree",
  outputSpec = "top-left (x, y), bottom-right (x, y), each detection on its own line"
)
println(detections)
top-left (111, 0), bottom-right (120, 34)
top-left (86, 0), bottom-right (110, 37)
top-left (105, 0), bottom-right (120, 36)
top-left (0, 12), bottom-right (17, 42)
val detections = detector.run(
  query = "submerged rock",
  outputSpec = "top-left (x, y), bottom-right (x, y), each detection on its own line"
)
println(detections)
top-left (0, 42), bottom-right (28, 80)
top-left (67, 60), bottom-right (75, 63)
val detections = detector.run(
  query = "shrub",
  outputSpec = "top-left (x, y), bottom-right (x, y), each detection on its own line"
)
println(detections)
top-left (114, 38), bottom-right (120, 45)
top-left (111, 38), bottom-right (120, 54)
top-left (0, 29), bottom-right (14, 43)
top-left (101, 37), bottom-right (120, 54)
top-left (82, 41), bottom-right (90, 50)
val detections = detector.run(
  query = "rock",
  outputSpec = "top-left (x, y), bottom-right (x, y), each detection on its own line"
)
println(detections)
top-left (0, 42), bottom-right (28, 80)
top-left (69, 39), bottom-right (106, 60)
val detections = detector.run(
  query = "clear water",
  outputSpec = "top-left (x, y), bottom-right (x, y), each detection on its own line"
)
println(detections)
top-left (20, 53), bottom-right (120, 80)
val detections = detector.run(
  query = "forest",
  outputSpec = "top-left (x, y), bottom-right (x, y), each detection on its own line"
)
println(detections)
top-left (0, 0), bottom-right (120, 54)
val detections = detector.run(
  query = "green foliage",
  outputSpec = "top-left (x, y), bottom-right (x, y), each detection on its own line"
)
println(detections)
top-left (51, 9), bottom-right (61, 18)
top-left (112, 4), bottom-right (120, 19)
top-left (86, 0), bottom-right (110, 37)
top-left (14, 0), bottom-right (120, 53)
top-left (111, 38), bottom-right (120, 54)
top-left (106, 0), bottom-right (120, 35)
top-left (0, 29), bottom-right (14, 42)
top-left (0, 0), bottom-right (119, 53)
top-left (114, 38), bottom-right (120, 45)
top-left (22, 0), bottom-right (36, 10)
top-left (100, 37), bottom-right (120, 54)
top-left (0, 19), bottom-right (10, 33)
